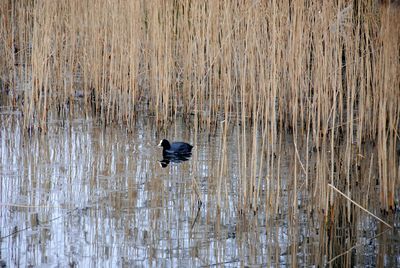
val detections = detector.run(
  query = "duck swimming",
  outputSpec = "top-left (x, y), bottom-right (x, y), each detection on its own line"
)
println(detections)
top-left (158, 139), bottom-right (193, 155)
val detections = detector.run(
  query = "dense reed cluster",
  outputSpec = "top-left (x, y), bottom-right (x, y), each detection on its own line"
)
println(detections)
top-left (0, 0), bottom-right (399, 215)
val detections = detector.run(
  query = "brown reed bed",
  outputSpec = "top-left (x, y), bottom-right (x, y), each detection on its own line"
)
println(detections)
top-left (0, 0), bottom-right (399, 214)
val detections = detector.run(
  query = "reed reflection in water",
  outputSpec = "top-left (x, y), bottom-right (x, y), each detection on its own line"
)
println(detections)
top-left (0, 115), bottom-right (399, 267)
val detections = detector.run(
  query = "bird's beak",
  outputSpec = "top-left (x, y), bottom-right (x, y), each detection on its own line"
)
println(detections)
top-left (157, 140), bottom-right (162, 147)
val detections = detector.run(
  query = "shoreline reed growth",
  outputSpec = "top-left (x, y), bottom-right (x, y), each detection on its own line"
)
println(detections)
top-left (0, 0), bottom-right (399, 212)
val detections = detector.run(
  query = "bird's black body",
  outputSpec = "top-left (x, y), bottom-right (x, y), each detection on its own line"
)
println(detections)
top-left (158, 139), bottom-right (193, 155)
top-left (157, 139), bottom-right (193, 168)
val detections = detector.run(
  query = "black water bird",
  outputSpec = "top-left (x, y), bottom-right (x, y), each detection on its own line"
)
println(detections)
top-left (158, 139), bottom-right (193, 155)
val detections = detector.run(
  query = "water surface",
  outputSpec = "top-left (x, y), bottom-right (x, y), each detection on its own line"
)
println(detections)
top-left (0, 113), bottom-right (399, 267)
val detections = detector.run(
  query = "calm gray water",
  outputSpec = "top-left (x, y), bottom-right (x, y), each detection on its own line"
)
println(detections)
top-left (0, 112), bottom-right (399, 267)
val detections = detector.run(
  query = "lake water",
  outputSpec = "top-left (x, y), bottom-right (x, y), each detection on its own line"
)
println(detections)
top-left (0, 111), bottom-right (399, 267)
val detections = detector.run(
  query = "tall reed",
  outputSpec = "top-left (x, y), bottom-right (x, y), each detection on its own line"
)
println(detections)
top-left (0, 0), bottom-right (399, 212)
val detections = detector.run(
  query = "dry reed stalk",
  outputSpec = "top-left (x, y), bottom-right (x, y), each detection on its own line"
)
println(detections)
top-left (328, 183), bottom-right (392, 228)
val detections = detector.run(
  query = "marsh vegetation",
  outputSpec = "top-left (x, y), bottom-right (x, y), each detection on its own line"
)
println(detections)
top-left (0, 0), bottom-right (399, 266)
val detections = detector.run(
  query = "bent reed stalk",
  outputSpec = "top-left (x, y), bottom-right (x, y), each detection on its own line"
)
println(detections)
top-left (0, 0), bottom-right (399, 213)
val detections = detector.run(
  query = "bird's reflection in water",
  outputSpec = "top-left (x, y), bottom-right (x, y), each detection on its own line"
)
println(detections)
top-left (159, 152), bottom-right (192, 168)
